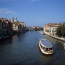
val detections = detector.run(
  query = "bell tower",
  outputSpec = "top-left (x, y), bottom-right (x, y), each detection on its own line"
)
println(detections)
top-left (12, 17), bottom-right (14, 23)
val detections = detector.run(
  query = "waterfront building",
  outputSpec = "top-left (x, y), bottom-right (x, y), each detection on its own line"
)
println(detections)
top-left (33, 26), bottom-right (37, 31)
top-left (12, 22), bottom-right (21, 33)
top-left (12, 18), bottom-right (26, 33)
top-left (44, 23), bottom-right (60, 36)
top-left (0, 18), bottom-right (12, 38)
top-left (27, 26), bottom-right (43, 31)
top-left (19, 22), bottom-right (26, 33)
top-left (37, 26), bottom-right (40, 31)
top-left (37, 26), bottom-right (43, 31)
top-left (0, 20), bottom-right (2, 34)
top-left (27, 26), bottom-right (33, 31)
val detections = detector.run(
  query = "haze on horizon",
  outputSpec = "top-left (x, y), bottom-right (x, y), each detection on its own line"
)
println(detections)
top-left (0, 0), bottom-right (65, 27)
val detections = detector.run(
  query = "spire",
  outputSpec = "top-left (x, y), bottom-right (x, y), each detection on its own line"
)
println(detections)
top-left (12, 17), bottom-right (14, 23)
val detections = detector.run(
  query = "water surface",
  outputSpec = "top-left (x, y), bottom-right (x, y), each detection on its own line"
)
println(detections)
top-left (0, 31), bottom-right (65, 65)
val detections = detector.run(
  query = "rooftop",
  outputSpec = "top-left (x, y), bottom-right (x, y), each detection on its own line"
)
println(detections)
top-left (45, 23), bottom-right (60, 27)
top-left (40, 39), bottom-right (53, 48)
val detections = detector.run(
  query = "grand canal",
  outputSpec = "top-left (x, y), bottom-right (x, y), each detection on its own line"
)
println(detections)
top-left (0, 31), bottom-right (65, 65)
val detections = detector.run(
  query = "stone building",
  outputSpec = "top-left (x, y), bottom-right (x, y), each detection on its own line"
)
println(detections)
top-left (37, 26), bottom-right (43, 31)
top-left (33, 26), bottom-right (37, 31)
top-left (19, 22), bottom-right (26, 33)
top-left (12, 17), bottom-right (26, 33)
top-left (12, 22), bottom-right (21, 33)
top-left (27, 26), bottom-right (33, 31)
top-left (44, 23), bottom-right (60, 36)
top-left (0, 18), bottom-right (12, 38)
top-left (0, 20), bottom-right (2, 34)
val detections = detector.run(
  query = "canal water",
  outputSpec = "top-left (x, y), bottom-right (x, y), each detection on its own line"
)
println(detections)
top-left (0, 31), bottom-right (65, 65)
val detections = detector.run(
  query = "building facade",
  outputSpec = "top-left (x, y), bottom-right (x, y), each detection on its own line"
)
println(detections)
top-left (0, 20), bottom-right (2, 34)
top-left (44, 23), bottom-right (60, 36)
top-left (12, 18), bottom-right (26, 33)
top-left (33, 26), bottom-right (37, 31)
top-left (0, 18), bottom-right (12, 38)
top-left (37, 26), bottom-right (43, 31)
top-left (27, 26), bottom-right (33, 31)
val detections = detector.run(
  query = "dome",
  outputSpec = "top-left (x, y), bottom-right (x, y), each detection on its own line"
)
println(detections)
top-left (14, 18), bottom-right (18, 22)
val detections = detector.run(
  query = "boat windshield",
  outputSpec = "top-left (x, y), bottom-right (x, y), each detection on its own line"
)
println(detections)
top-left (49, 48), bottom-right (52, 50)
top-left (44, 48), bottom-right (53, 52)
top-left (46, 48), bottom-right (52, 50)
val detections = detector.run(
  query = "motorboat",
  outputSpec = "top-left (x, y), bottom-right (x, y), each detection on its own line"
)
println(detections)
top-left (39, 39), bottom-right (53, 55)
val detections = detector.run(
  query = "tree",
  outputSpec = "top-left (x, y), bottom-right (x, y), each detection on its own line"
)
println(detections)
top-left (61, 22), bottom-right (65, 37)
top-left (56, 25), bottom-right (62, 37)
top-left (56, 22), bottom-right (65, 37)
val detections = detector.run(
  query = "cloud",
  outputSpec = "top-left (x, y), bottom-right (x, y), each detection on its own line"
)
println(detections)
top-left (32, 0), bottom-right (39, 2)
top-left (0, 0), bottom-right (39, 2)
top-left (0, 0), bottom-right (15, 2)
top-left (29, 0), bottom-right (39, 2)
top-left (0, 8), bottom-right (16, 15)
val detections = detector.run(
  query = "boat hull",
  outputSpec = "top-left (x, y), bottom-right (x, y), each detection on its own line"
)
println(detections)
top-left (39, 41), bottom-right (53, 55)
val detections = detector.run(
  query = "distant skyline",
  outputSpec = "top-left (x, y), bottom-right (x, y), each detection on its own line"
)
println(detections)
top-left (0, 0), bottom-right (65, 26)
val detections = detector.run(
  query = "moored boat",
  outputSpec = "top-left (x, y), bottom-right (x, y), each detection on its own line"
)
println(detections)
top-left (39, 39), bottom-right (53, 55)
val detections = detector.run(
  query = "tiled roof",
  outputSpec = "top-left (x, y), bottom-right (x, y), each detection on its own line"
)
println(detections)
top-left (45, 23), bottom-right (60, 27)
top-left (0, 18), bottom-right (11, 24)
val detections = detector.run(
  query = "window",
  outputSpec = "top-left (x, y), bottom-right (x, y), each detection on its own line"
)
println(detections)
top-left (40, 44), bottom-right (45, 49)
top-left (50, 30), bottom-right (51, 32)
top-left (46, 48), bottom-right (48, 50)
top-left (49, 48), bottom-right (52, 50)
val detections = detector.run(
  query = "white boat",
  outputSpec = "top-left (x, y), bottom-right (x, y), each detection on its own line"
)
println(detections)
top-left (39, 39), bottom-right (53, 55)
top-left (63, 43), bottom-right (65, 50)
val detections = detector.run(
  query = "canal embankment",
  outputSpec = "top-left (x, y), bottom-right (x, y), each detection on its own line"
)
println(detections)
top-left (39, 31), bottom-right (65, 42)
top-left (45, 32), bottom-right (65, 42)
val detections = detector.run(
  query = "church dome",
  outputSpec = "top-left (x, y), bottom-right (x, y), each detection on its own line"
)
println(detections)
top-left (14, 18), bottom-right (18, 22)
